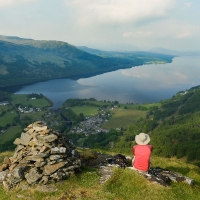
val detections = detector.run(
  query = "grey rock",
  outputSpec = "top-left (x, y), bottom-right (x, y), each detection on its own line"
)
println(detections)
top-left (40, 146), bottom-right (49, 153)
top-left (25, 168), bottom-right (42, 184)
top-left (39, 175), bottom-right (49, 185)
top-left (15, 145), bottom-right (24, 153)
top-left (50, 169), bottom-right (66, 180)
top-left (51, 147), bottom-right (66, 154)
top-left (36, 134), bottom-right (57, 143)
top-left (25, 156), bottom-right (44, 162)
top-left (43, 162), bottom-right (66, 175)
top-left (43, 142), bottom-right (52, 148)
top-left (0, 171), bottom-right (8, 182)
top-left (71, 149), bottom-right (79, 157)
top-left (33, 123), bottom-right (48, 132)
top-left (35, 161), bottom-right (46, 168)
top-left (48, 161), bottom-right (57, 165)
top-left (0, 122), bottom-right (81, 190)
top-left (0, 163), bottom-right (8, 172)
top-left (17, 133), bottom-right (32, 146)
top-left (49, 155), bottom-right (66, 161)
top-left (11, 165), bottom-right (26, 179)
top-left (13, 138), bottom-right (21, 145)
top-left (7, 174), bottom-right (21, 185)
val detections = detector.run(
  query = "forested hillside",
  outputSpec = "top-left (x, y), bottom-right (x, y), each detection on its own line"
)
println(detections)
top-left (61, 86), bottom-right (200, 166)
top-left (113, 85), bottom-right (200, 165)
top-left (0, 35), bottom-right (173, 87)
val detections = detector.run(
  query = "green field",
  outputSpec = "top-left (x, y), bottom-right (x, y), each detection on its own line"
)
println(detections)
top-left (69, 102), bottom-right (149, 128)
top-left (0, 111), bottom-right (18, 127)
top-left (0, 126), bottom-right (22, 144)
top-left (11, 94), bottom-right (51, 108)
top-left (102, 109), bottom-right (146, 128)
top-left (23, 111), bottom-right (47, 121)
top-left (0, 105), bottom-right (10, 112)
top-left (82, 100), bottom-right (112, 106)
top-left (119, 102), bottom-right (161, 109)
top-left (71, 106), bottom-right (99, 116)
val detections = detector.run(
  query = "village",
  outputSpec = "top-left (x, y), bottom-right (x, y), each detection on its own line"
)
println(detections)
top-left (17, 105), bottom-right (41, 113)
top-left (0, 95), bottom-right (121, 140)
top-left (69, 105), bottom-right (119, 135)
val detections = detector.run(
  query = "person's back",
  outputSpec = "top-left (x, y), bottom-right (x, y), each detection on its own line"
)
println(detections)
top-left (132, 133), bottom-right (153, 172)
top-left (132, 144), bottom-right (153, 171)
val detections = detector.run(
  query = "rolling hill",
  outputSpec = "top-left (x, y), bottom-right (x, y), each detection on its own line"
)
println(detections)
top-left (0, 35), bottom-right (173, 87)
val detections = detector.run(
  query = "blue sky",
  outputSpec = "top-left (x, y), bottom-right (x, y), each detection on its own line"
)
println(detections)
top-left (0, 0), bottom-right (200, 51)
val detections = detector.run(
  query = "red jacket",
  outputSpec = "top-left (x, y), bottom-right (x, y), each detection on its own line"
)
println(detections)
top-left (132, 145), bottom-right (153, 171)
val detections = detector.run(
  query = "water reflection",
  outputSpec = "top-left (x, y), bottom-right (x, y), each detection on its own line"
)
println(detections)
top-left (13, 56), bottom-right (200, 108)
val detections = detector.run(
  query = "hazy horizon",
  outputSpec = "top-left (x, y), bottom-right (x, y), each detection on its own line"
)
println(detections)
top-left (0, 0), bottom-right (200, 52)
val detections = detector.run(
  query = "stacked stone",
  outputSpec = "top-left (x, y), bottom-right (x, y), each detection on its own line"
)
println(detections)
top-left (0, 121), bottom-right (81, 190)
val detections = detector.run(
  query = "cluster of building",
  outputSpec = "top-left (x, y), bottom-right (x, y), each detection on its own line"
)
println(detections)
top-left (0, 101), bottom-right (9, 106)
top-left (70, 114), bottom-right (109, 135)
top-left (69, 106), bottom-right (119, 135)
top-left (18, 105), bottom-right (41, 113)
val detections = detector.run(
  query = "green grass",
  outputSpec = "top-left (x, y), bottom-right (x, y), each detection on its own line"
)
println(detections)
top-left (11, 94), bottom-right (27, 104)
top-left (71, 106), bottom-right (99, 116)
top-left (11, 94), bottom-right (51, 108)
top-left (25, 98), bottom-right (50, 108)
top-left (102, 109), bottom-right (146, 128)
top-left (143, 102), bottom-right (161, 108)
top-left (0, 111), bottom-right (18, 127)
top-left (0, 154), bottom-right (199, 200)
top-left (0, 126), bottom-right (22, 144)
top-left (0, 105), bottom-right (10, 112)
top-left (23, 111), bottom-right (47, 120)
top-left (119, 102), bottom-right (161, 109)
top-left (83, 100), bottom-right (113, 106)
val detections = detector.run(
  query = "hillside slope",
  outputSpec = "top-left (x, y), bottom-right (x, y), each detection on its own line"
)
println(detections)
top-left (0, 150), bottom-right (200, 199)
top-left (115, 85), bottom-right (200, 165)
top-left (0, 35), bottom-right (173, 87)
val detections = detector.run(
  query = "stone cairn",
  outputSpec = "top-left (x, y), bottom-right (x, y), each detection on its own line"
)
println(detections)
top-left (0, 121), bottom-right (81, 190)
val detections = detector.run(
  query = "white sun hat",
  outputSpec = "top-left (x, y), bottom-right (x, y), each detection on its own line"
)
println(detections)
top-left (135, 133), bottom-right (150, 145)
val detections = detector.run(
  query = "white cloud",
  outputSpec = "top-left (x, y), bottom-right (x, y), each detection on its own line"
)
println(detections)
top-left (175, 31), bottom-right (191, 39)
top-left (123, 31), bottom-right (153, 38)
top-left (0, 0), bottom-right (36, 8)
top-left (64, 0), bottom-right (175, 25)
top-left (184, 2), bottom-right (191, 8)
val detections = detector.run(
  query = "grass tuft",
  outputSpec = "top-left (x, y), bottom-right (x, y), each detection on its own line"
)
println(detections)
top-left (0, 152), bottom-right (200, 199)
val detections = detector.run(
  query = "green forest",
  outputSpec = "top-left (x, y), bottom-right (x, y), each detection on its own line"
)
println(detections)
top-left (1, 85), bottom-right (200, 166)
top-left (0, 36), bottom-right (173, 87)
top-left (62, 86), bottom-right (200, 166)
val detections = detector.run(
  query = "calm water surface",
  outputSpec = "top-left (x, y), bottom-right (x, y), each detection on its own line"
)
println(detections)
top-left (12, 56), bottom-right (200, 108)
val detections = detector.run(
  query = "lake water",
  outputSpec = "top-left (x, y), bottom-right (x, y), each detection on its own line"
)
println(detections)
top-left (10, 56), bottom-right (200, 108)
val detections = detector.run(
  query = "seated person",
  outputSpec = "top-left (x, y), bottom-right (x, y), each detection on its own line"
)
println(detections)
top-left (132, 133), bottom-right (153, 172)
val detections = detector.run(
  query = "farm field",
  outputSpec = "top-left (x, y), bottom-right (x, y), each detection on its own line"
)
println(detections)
top-left (0, 125), bottom-right (22, 144)
top-left (66, 99), bottom-right (153, 128)
top-left (71, 106), bottom-right (99, 116)
top-left (11, 94), bottom-right (51, 108)
top-left (0, 110), bottom-right (18, 127)
top-left (119, 102), bottom-right (161, 110)
top-left (102, 109), bottom-right (147, 128)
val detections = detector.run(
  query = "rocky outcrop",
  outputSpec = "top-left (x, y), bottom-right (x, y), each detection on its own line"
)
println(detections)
top-left (0, 121), bottom-right (81, 190)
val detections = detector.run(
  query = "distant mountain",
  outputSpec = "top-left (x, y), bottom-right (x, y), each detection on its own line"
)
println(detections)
top-left (0, 35), bottom-right (174, 87)
top-left (77, 46), bottom-right (174, 62)
top-left (149, 47), bottom-right (180, 56)
top-left (149, 47), bottom-right (200, 56)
